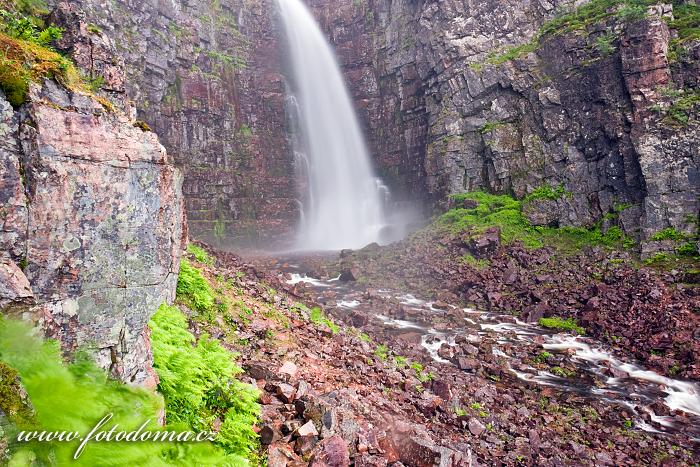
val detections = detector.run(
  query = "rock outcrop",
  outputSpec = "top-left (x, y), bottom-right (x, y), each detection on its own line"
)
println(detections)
top-left (308, 0), bottom-right (699, 250)
top-left (0, 80), bottom-right (184, 385)
top-left (48, 0), bottom-right (298, 249)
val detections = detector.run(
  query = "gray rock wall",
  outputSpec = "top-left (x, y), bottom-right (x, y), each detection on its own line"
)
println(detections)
top-left (0, 82), bottom-right (185, 386)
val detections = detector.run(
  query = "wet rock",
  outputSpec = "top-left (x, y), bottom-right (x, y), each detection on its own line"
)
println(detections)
top-left (395, 332), bottom-right (423, 345)
top-left (456, 357), bottom-right (480, 371)
top-left (437, 344), bottom-right (455, 360)
top-left (339, 267), bottom-right (361, 282)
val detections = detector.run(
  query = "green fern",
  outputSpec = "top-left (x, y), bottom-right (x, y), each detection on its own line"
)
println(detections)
top-left (0, 318), bottom-right (238, 465)
top-left (176, 259), bottom-right (215, 313)
top-left (149, 304), bottom-right (260, 462)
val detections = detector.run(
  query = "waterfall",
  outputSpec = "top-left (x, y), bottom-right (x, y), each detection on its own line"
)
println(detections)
top-left (276, 0), bottom-right (387, 251)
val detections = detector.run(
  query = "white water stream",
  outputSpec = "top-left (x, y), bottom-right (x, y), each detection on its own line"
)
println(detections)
top-left (284, 271), bottom-right (700, 441)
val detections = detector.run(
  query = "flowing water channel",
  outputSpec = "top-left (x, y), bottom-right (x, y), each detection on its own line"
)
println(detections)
top-left (281, 267), bottom-right (700, 443)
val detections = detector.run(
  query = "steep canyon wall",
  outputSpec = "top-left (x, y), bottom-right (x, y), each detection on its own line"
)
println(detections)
top-left (308, 0), bottom-right (699, 251)
top-left (48, 0), bottom-right (299, 249)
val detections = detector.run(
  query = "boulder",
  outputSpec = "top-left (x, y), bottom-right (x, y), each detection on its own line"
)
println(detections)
top-left (465, 227), bottom-right (501, 258)
top-left (339, 267), bottom-right (361, 282)
top-left (309, 435), bottom-right (350, 467)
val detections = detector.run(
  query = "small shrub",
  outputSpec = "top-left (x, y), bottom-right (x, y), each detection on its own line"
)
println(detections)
top-left (133, 120), bottom-right (152, 132)
top-left (0, 9), bottom-right (62, 47)
top-left (651, 227), bottom-right (687, 242)
top-left (533, 351), bottom-right (552, 364)
top-left (595, 33), bottom-right (617, 54)
top-left (550, 366), bottom-right (575, 377)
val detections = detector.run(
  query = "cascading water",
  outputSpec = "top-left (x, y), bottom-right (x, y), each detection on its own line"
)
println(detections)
top-left (276, 0), bottom-right (387, 251)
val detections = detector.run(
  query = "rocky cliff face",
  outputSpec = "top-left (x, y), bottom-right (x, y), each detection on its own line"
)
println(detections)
top-left (43, 0), bottom-right (698, 253)
top-left (47, 0), bottom-right (298, 249)
top-left (0, 79), bottom-right (184, 385)
top-left (308, 0), bottom-right (699, 251)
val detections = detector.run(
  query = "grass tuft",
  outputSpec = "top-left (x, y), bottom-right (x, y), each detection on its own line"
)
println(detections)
top-left (538, 316), bottom-right (585, 335)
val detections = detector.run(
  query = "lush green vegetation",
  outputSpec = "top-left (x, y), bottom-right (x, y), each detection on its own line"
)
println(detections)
top-left (0, 318), bottom-right (238, 465)
top-left (533, 351), bottom-right (553, 364)
top-left (459, 253), bottom-right (490, 269)
top-left (187, 243), bottom-right (214, 266)
top-left (651, 227), bottom-right (688, 242)
top-left (149, 304), bottom-right (260, 463)
top-left (667, 2), bottom-right (700, 62)
top-left (657, 88), bottom-right (700, 126)
top-left (0, 8), bottom-right (77, 106)
top-left (177, 259), bottom-right (216, 314)
top-left (441, 191), bottom-right (634, 251)
top-left (309, 306), bottom-right (340, 334)
top-left (538, 316), bottom-right (585, 335)
top-left (523, 183), bottom-right (569, 202)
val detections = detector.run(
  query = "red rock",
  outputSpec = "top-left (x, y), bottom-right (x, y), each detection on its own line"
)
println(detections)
top-left (267, 441), bottom-right (304, 467)
top-left (468, 418), bottom-right (485, 437)
top-left (395, 332), bottom-right (423, 344)
top-left (295, 434), bottom-right (317, 456)
top-left (279, 360), bottom-right (298, 378)
top-left (276, 383), bottom-right (297, 403)
top-left (297, 420), bottom-right (319, 437)
top-left (309, 435), bottom-right (350, 466)
top-left (457, 357), bottom-right (480, 371)
top-left (260, 425), bottom-right (280, 445)
top-left (339, 267), bottom-right (361, 282)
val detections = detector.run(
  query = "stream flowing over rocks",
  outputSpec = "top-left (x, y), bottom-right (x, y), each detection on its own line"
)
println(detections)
top-left (224, 245), bottom-right (699, 465)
